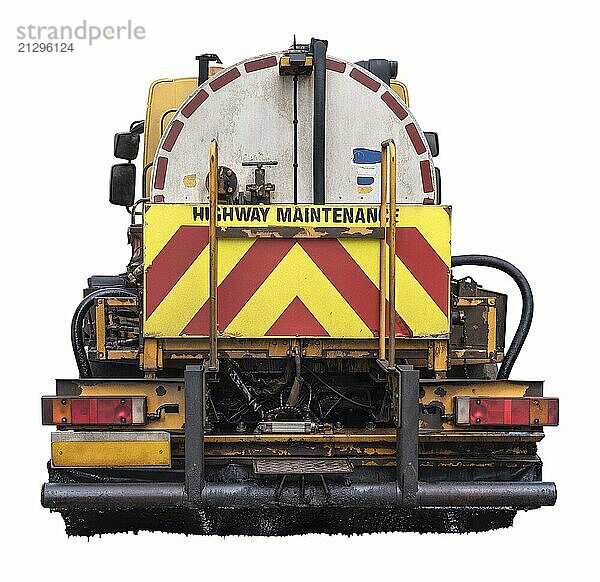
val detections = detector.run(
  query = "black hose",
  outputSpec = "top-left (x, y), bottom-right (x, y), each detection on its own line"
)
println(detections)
top-left (71, 287), bottom-right (138, 378)
top-left (451, 255), bottom-right (533, 379)
top-left (303, 367), bottom-right (375, 409)
top-left (311, 38), bottom-right (327, 204)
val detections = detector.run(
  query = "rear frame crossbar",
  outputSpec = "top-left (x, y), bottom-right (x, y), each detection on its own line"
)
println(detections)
top-left (41, 364), bottom-right (557, 510)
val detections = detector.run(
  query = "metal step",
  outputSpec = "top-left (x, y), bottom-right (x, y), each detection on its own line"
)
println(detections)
top-left (253, 458), bottom-right (353, 475)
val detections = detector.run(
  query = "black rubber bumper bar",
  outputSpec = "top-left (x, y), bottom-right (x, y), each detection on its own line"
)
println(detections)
top-left (41, 480), bottom-right (557, 510)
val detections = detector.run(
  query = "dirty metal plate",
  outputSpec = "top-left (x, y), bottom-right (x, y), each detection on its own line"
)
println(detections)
top-left (253, 458), bottom-right (353, 475)
top-left (50, 431), bottom-right (171, 468)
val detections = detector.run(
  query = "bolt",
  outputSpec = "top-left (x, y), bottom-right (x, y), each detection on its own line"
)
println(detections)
top-left (475, 418), bottom-right (481, 424)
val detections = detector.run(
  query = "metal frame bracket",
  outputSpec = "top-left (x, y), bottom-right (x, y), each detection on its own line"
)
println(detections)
top-left (184, 365), bottom-right (205, 506)
top-left (396, 364), bottom-right (419, 507)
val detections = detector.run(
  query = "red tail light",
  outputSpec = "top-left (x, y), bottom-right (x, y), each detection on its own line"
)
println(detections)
top-left (455, 397), bottom-right (558, 427)
top-left (471, 398), bottom-right (530, 425)
top-left (41, 396), bottom-right (146, 426)
top-left (71, 398), bottom-right (132, 424)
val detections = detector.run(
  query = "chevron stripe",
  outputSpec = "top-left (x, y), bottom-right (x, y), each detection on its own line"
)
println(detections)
top-left (265, 297), bottom-right (329, 336)
top-left (225, 243), bottom-right (371, 337)
top-left (394, 227), bottom-right (449, 316)
top-left (182, 239), bottom-right (296, 336)
top-left (145, 226), bottom-right (209, 317)
top-left (146, 237), bottom-right (254, 337)
top-left (299, 239), bottom-right (412, 337)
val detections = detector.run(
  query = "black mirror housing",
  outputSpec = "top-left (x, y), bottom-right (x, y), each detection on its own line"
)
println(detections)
top-left (424, 132), bottom-right (439, 157)
top-left (110, 163), bottom-right (136, 206)
top-left (130, 120), bottom-right (145, 136)
top-left (114, 132), bottom-right (140, 160)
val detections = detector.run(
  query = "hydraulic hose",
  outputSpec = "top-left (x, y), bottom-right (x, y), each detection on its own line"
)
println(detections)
top-left (71, 287), bottom-right (138, 378)
top-left (451, 255), bottom-right (533, 380)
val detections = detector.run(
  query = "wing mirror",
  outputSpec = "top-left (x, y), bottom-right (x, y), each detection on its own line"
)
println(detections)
top-left (114, 132), bottom-right (140, 161)
top-left (110, 163), bottom-right (136, 206)
top-left (114, 120), bottom-right (144, 161)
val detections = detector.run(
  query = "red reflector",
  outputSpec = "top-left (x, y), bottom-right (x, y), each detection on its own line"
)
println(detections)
top-left (71, 398), bottom-right (133, 425)
top-left (470, 398), bottom-right (530, 425)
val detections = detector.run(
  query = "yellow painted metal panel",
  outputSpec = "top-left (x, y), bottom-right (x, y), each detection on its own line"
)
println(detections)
top-left (143, 204), bottom-right (450, 339)
top-left (143, 77), bottom-right (197, 168)
top-left (391, 79), bottom-right (410, 106)
top-left (51, 440), bottom-right (170, 468)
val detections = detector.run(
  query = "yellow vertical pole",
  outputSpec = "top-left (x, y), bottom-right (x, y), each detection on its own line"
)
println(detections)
top-left (208, 140), bottom-right (218, 370)
top-left (379, 146), bottom-right (388, 361)
top-left (382, 140), bottom-right (397, 367)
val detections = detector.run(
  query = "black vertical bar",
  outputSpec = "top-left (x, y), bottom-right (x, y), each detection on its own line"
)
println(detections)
top-left (196, 57), bottom-right (209, 86)
top-left (196, 54), bottom-right (222, 86)
top-left (396, 365), bottom-right (419, 507)
top-left (293, 72), bottom-right (299, 204)
top-left (311, 38), bottom-right (327, 204)
top-left (185, 365), bottom-right (205, 505)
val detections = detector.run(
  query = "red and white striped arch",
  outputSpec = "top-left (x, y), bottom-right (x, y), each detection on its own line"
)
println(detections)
top-left (151, 52), bottom-right (436, 205)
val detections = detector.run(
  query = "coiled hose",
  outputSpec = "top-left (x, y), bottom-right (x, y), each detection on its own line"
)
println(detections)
top-left (71, 287), bottom-right (138, 378)
top-left (451, 255), bottom-right (533, 380)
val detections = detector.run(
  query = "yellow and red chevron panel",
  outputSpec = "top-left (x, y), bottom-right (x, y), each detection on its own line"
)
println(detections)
top-left (143, 204), bottom-right (450, 339)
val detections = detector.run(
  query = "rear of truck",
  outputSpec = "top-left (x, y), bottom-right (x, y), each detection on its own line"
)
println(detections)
top-left (40, 43), bottom-right (558, 535)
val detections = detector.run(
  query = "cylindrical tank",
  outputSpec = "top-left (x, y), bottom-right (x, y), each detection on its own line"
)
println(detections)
top-left (151, 52), bottom-right (436, 205)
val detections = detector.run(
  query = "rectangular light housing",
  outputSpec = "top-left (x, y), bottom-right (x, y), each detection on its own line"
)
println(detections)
top-left (42, 396), bottom-right (146, 426)
top-left (454, 396), bottom-right (558, 427)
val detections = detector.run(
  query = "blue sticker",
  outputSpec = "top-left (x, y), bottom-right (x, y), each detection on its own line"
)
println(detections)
top-left (357, 176), bottom-right (375, 186)
top-left (353, 148), bottom-right (382, 165)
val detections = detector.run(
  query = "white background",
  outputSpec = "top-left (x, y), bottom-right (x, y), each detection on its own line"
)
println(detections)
top-left (1, 0), bottom-right (597, 579)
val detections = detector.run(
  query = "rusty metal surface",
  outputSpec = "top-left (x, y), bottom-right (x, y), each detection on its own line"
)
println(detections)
top-left (53, 376), bottom-right (546, 440)
top-left (216, 226), bottom-right (385, 239)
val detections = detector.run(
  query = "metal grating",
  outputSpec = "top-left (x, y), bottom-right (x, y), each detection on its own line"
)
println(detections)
top-left (253, 458), bottom-right (353, 475)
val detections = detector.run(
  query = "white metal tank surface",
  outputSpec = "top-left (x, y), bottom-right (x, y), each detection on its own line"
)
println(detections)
top-left (151, 52), bottom-right (436, 205)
